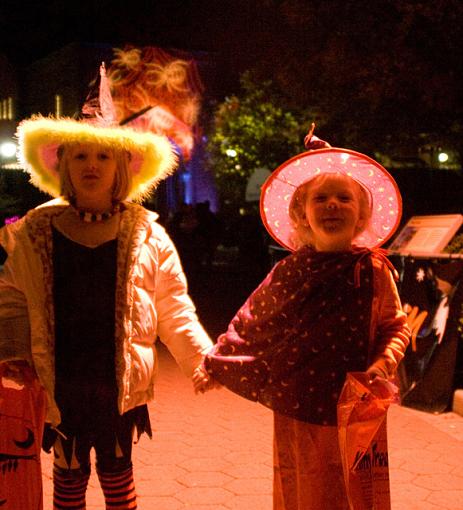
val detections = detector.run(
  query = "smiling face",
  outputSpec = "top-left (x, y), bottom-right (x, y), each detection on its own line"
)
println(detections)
top-left (303, 174), bottom-right (368, 251)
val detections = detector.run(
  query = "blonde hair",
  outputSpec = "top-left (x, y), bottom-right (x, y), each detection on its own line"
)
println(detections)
top-left (57, 143), bottom-right (132, 203)
top-left (288, 173), bottom-right (372, 249)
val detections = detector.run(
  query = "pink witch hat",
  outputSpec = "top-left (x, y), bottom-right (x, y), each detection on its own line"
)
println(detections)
top-left (260, 124), bottom-right (403, 250)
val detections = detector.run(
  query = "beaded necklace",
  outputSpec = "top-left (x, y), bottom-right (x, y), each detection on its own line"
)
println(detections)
top-left (70, 203), bottom-right (122, 223)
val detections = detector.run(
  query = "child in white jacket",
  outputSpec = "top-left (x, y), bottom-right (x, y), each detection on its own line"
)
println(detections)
top-left (0, 112), bottom-right (212, 510)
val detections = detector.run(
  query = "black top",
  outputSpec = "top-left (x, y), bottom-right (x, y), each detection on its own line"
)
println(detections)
top-left (52, 227), bottom-right (118, 385)
top-left (46, 226), bottom-right (152, 450)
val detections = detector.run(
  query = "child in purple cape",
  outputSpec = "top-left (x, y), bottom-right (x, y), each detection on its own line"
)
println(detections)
top-left (193, 126), bottom-right (410, 510)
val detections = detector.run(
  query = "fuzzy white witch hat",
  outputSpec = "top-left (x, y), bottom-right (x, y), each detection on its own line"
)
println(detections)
top-left (17, 64), bottom-right (177, 202)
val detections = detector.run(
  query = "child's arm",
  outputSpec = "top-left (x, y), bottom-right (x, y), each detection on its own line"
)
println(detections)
top-left (153, 227), bottom-right (214, 376)
top-left (367, 261), bottom-right (410, 379)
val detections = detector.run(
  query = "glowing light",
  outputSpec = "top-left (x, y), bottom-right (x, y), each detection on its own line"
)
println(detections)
top-left (340, 153), bottom-right (350, 163)
top-left (112, 47), bottom-right (142, 70)
top-left (145, 60), bottom-right (190, 93)
top-left (0, 142), bottom-right (17, 158)
top-left (108, 45), bottom-right (203, 162)
top-left (0, 162), bottom-right (21, 170)
top-left (226, 149), bottom-right (237, 157)
top-left (438, 152), bottom-right (449, 163)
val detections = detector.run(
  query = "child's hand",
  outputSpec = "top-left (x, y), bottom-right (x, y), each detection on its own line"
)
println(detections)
top-left (366, 362), bottom-right (388, 382)
top-left (192, 366), bottom-right (221, 394)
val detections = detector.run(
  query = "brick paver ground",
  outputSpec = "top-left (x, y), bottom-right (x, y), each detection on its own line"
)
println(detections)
top-left (41, 342), bottom-right (463, 510)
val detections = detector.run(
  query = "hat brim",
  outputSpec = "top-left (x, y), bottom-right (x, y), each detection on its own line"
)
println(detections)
top-left (260, 148), bottom-right (402, 251)
top-left (17, 116), bottom-right (178, 201)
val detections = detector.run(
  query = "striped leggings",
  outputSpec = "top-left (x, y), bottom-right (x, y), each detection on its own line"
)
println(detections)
top-left (53, 462), bottom-right (137, 509)
top-left (50, 431), bottom-right (138, 510)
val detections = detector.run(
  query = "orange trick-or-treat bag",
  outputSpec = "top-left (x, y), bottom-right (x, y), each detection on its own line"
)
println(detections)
top-left (337, 372), bottom-right (399, 510)
top-left (0, 364), bottom-right (46, 510)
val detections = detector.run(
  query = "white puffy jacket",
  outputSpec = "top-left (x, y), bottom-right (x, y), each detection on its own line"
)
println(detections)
top-left (0, 200), bottom-right (213, 426)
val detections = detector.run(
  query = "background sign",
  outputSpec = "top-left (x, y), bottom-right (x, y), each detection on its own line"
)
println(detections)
top-left (389, 214), bottom-right (463, 255)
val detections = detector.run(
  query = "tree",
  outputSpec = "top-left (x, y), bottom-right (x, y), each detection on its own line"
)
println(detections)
top-left (206, 72), bottom-right (312, 207)
top-left (211, 0), bottom-right (463, 155)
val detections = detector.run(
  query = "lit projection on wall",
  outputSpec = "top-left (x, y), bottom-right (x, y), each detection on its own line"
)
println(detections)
top-left (106, 46), bottom-right (204, 161)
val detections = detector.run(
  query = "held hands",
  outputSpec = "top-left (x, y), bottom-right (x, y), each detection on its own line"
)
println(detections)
top-left (192, 365), bottom-right (221, 394)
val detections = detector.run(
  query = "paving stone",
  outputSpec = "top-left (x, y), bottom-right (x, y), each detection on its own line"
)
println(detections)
top-left (176, 470), bottom-right (234, 488)
top-left (135, 463), bottom-right (187, 482)
top-left (181, 506), bottom-right (229, 510)
top-left (390, 484), bottom-right (432, 509)
top-left (179, 456), bottom-right (233, 473)
top-left (224, 493), bottom-right (273, 510)
top-left (414, 473), bottom-right (463, 491)
top-left (398, 456), bottom-right (454, 475)
top-left (175, 486), bottom-right (233, 505)
top-left (428, 489), bottom-right (463, 509)
top-left (181, 444), bottom-right (232, 459)
top-left (390, 498), bottom-right (442, 510)
top-left (222, 462), bottom-right (273, 480)
top-left (224, 449), bottom-right (271, 465)
top-left (389, 468), bottom-right (416, 483)
top-left (225, 476), bottom-right (272, 495)
top-left (135, 496), bottom-right (182, 510)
